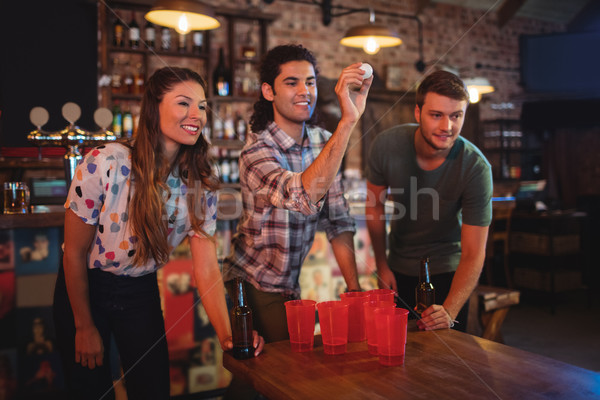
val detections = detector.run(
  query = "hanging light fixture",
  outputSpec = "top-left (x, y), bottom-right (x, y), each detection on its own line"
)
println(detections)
top-left (463, 77), bottom-right (495, 103)
top-left (145, 0), bottom-right (220, 35)
top-left (340, 9), bottom-right (402, 55)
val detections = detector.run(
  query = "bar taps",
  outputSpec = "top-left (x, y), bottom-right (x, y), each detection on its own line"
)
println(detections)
top-left (27, 102), bottom-right (117, 188)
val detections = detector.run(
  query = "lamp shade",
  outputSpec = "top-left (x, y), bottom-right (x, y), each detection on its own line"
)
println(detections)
top-left (463, 77), bottom-right (495, 103)
top-left (145, 0), bottom-right (220, 34)
top-left (340, 24), bottom-right (402, 54)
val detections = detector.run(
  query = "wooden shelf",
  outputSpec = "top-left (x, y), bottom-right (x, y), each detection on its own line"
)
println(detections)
top-left (0, 211), bottom-right (64, 230)
top-left (210, 139), bottom-right (245, 150)
top-left (109, 46), bottom-right (209, 59)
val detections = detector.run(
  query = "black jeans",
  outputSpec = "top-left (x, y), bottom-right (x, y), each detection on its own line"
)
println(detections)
top-left (53, 266), bottom-right (170, 400)
top-left (392, 271), bottom-right (469, 332)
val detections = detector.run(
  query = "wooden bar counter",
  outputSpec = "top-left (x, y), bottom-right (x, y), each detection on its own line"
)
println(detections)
top-left (223, 324), bottom-right (600, 399)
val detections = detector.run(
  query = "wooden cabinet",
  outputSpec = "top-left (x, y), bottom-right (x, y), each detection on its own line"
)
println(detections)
top-left (509, 211), bottom-right (586, 313)
top-left (207, 9), bottom-right (276, 192)
top-left (98, 2), bottom-right (211, 138)
top-left (97, 3), bottom-right (276, 195)
top-left (480, 119), bottom-right (543, 181)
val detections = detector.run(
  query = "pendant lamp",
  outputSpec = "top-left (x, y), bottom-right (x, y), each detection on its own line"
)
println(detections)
top-left (340, 9), bottom-right (402, 55)
top-left (463, 77), bottom-right (495, 103)
top-left (145, 0), bottom-right (220, 34)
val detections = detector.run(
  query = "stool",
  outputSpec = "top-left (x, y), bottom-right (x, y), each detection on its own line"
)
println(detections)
top-left (467, 285), bottom-right (520, 343)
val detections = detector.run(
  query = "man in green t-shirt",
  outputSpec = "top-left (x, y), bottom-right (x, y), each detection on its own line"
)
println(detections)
top-left (365, 70), bottom-right (492, 331)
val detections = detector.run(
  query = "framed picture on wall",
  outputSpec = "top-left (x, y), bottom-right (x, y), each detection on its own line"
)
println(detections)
top-left (13, 228), bottom-right (60, 275)
top-left (386, 65), bottom-right (403, 90)
top-left (188, 365), bottom-right (218, 393)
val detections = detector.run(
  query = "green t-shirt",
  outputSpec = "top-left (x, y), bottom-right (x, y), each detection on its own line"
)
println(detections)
top-left (366, 123), bottom-right (493, 276)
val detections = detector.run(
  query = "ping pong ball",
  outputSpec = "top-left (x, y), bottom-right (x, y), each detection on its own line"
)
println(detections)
top-left (361, 63), bottom-right (373, 79)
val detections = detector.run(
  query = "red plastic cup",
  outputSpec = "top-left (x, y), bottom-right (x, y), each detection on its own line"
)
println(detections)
top-left (363, 300), bottom-right (396, 355)
top-left (375, 307), bottom-right (409, 366)
top-left (317, 301), bottom-right (349, 355)
top-left (340, 291), bottom-right (370, 342)
top-left (367, 288), bottom-right (396, 303)
top-left (285, 300), bottom-right (316, 352)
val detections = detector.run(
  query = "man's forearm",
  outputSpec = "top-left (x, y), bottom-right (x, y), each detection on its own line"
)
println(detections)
top-left (330, 231), bottom-right (361, 291)
top-left (301, 120), bottom-right (356, 203)
top-left (365, 199), bottom-right (388, 268)
top-left (443, 258), bottom-right (482, 319)
top-left (443, 224), bottom-right (488, 319)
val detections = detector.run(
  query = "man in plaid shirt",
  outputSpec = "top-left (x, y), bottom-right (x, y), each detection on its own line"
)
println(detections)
top-left (222, 44), bottom-right (372, 349)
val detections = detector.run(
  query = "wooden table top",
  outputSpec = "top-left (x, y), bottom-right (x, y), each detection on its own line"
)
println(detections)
top-left (223, 325), bottom-right (600, 400)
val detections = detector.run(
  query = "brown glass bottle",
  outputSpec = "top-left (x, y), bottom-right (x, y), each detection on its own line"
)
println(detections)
top-left (231, 278), bottom-right (254, 359)
top-left (213, 47), bottom-right (231, 96)
top-left (113, 13), bottom-right (125, 47)
top-left (415, 257), bottom-right (435, 315)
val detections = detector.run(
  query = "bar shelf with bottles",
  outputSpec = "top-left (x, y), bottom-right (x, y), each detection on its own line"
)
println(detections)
top-left (99, 3), bottom-right (211, 138)
top-left (480, 119), bottom-right (542, 181)
top-left (206, 9), bottom-right (276, 173)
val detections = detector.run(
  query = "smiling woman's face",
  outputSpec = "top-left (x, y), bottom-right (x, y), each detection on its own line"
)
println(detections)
top-left (159, 80), bottom-right (207, 160)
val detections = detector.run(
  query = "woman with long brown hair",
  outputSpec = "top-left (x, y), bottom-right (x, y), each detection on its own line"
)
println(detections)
top-left (53, 67), bottom-right (263, 400)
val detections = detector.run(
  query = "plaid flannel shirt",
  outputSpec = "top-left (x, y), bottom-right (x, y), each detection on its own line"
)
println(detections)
top-left (222, 122), bottom-right (356, 297)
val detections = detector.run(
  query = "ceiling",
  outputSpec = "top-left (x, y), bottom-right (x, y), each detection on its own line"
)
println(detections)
top-left (428, 0), bottom-right (600, 27)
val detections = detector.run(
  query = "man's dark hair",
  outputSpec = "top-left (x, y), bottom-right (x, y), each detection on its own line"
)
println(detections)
top-left (415, 70), bottom-right (469, 110)
top-left (250, 44), bottom-right (320, 133)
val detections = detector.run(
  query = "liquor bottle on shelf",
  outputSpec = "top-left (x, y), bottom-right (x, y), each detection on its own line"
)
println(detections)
top-left (223, 106), bottom-right (235, 140)
top-left (144, 19), bottom-right (156, 49)
top-left (133, 63), bottom-right (145, 95)
top-left (112, 102), bottom-right (123, 138)
top-left (230, 277), bottom-right (254, 360)
top-left (240, 25), bottom-right (257, 60)
top-left (238, 62), bottom-right (256, 96)
top-left (128, 11), bottom-right (140, 49)
top-left (178, 32), bottom-right (187, 53)
top-left (213, 47), bottom-right (231, 96)
top-left (123, 104), bottom-right (134, 138)
top-left (123, 62), bottom-right (134, 94)
top-left (110, 58), bottom-right (123, 95)
top-left (213, 114), bottom-right (224, 140)
top-left (161, 26), bottom-right (172, 51)
top-left (220, 158), bottom-right (231, 183)
top-left (236, 114), bottom-right (247, 142)
top-left (230, 158), bottom-right (239, 184)
top-left (113, 13), bottom-right (125, 47)
top-left (192, 31), bottom-right (203, 53)
top-left (415, 257), bottom-right (435, 315)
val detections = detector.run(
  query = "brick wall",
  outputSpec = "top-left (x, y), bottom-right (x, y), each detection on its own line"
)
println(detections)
top-left (213, 0), bottom-right (565, 170)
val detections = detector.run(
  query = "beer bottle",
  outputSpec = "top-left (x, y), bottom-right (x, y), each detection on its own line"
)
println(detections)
top-left (415, 257), bottom-right (435, 315)
top-left (192, 31), bottom-right (203, 53)
top-left (144, 20), bottom-right (156, 50)
top-left (213, 47), bottom-right (231, 96)
top-left (128, 11), bottom-right (140, 49)
top-left (113, 13), bottom-right (125, 47)
top-left (231, 278), bottom-right (254, 359)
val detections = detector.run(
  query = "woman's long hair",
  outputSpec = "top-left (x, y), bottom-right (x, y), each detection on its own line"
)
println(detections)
top-left (250, 44), bottom-right (320, 133)
top-left (127, 67), bottom-right (218, 267)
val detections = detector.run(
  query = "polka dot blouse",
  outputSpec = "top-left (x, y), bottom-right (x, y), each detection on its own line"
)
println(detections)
top-left (65, 143), bottom-right (217, 276)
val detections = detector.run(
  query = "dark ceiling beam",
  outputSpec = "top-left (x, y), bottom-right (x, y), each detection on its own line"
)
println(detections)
top-left (568, 0), bottom-right (600, 32)
top-left (496, 0), bottom-right (526, 28)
